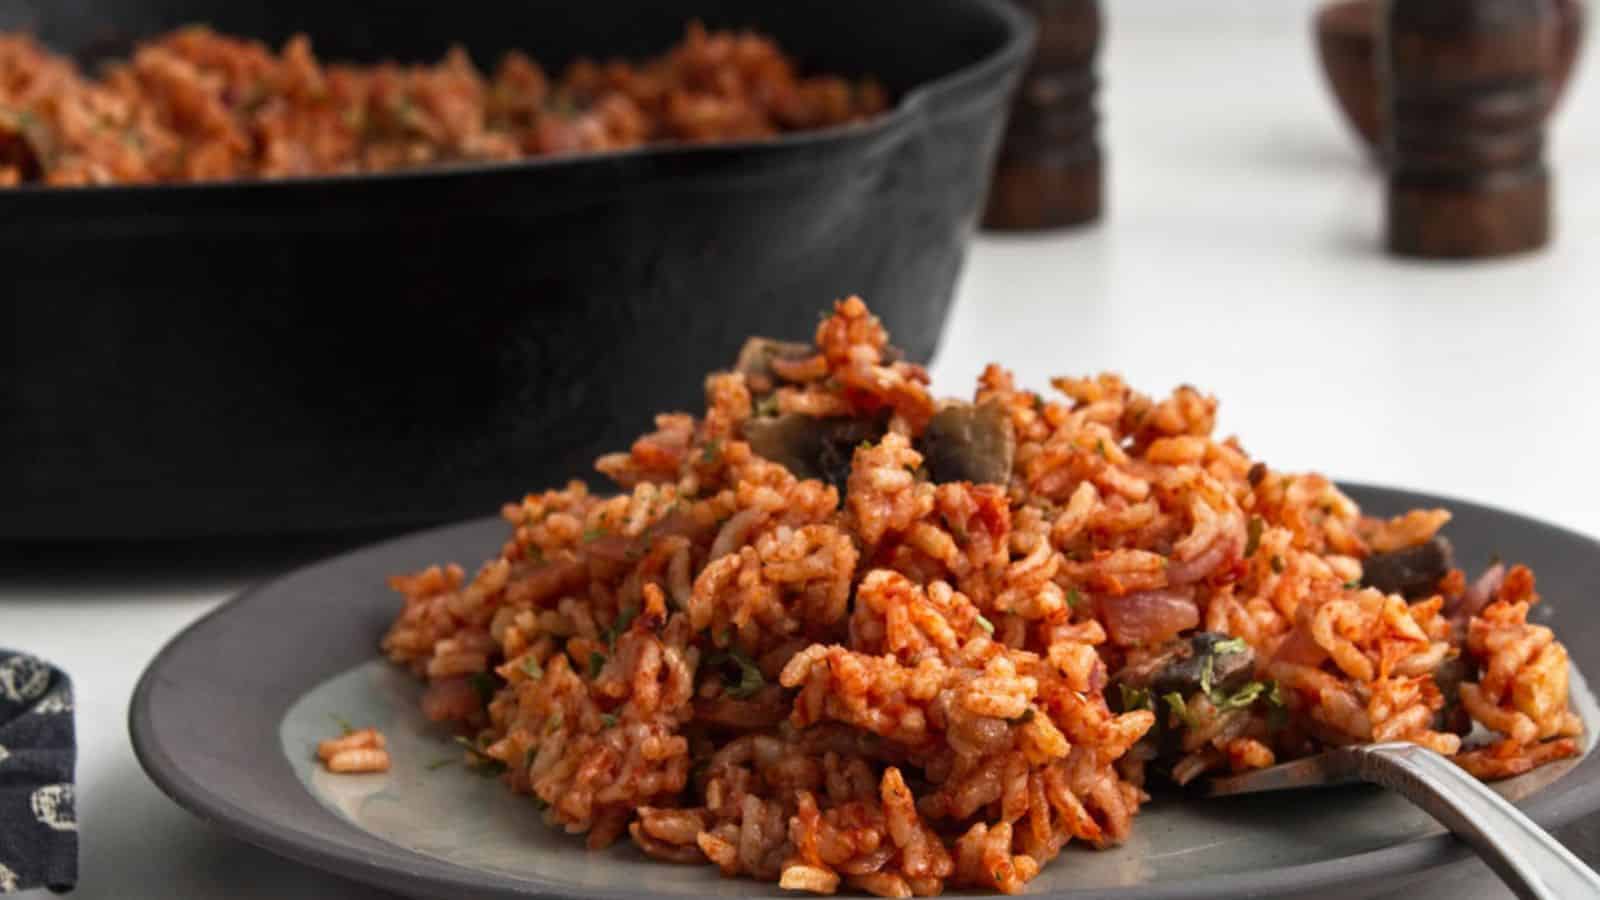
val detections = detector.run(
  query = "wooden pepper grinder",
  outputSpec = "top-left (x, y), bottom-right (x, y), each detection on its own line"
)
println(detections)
top-left (982, 0), bottom-right (1103, 230)
top-left (1384, 0), bottom-right (1557, 257)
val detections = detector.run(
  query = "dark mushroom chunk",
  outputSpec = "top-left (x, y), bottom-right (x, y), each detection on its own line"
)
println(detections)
top-left (733, 337), bottom-right (815, 397)
top-left (813, 423), bottom-right (876, 493)
top-left (1361, 536), bottom-right (1455, 600)
top-left (1110, 631), bottom-right (1256, 706)
top-left (1109, 640), bottom-right (1189, 709)
top-left (1431, 654), bottom-right (1474, 735)
top-left (741, 414), bottom-right (886, 495)
top-left (1111, 632), bottom-right (1259, 762)
top-left (0, 113), bottom-right (44, 183)
top-left (742, 414), bottom-right (824, 479)
top-left (1154, 632), bottom-right (1256, 698)
top-left (918, 401), bottom-right (1015, 486)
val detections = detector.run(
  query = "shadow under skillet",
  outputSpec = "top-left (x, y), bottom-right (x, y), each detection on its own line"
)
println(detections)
top-left (0, 523), bottom-right (415, 596)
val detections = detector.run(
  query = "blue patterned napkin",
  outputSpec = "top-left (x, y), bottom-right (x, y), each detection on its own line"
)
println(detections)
top-left (0, 651), bottom-right (76, 893)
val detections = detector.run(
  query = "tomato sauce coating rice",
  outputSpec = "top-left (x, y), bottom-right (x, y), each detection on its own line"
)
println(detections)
top-left (383, 297), bottom-right (1581, 895)
top-left (0, 23), bottom-right (885, 186)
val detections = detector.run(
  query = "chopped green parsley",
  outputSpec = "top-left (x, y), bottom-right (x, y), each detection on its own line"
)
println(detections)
top-left (469, 671), bottom-right (499, 706)
top-left (708, 647), bottom-right (766, 699)
top-left (607, 605), bottom-right (639, 650)
top-left (1163, 692), bottom-right (1201, 729)
top-left (1244, 516), bottom-right (1264, 558)
top-left (452, 735), bottom-right (507, 776)
top-left (1119, 684), bottom-right (1152, 712)
top-left (1212, 679), bottom-right (1286, 712)
top-left (1211, 637), bottom-right (1250, 656)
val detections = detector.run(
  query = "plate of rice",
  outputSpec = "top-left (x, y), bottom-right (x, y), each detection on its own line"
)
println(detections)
top-left (131, 297), bottom-right (1600, 899)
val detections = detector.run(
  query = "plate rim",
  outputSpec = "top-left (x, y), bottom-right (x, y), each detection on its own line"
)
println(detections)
top-left (128, 482), bottom-right (1600, 900)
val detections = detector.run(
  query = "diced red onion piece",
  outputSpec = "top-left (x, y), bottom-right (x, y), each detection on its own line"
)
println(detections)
top-left (1453, 562), bottom-right (1507, 620)
top-left (583, 534), bottom-right (633, 563)
top-left (1166, 534), bottom-right (1239, 586)
top-left (1103, 589), bottom-right (1200, 647)
top-left (1272, 628), bottom-right (1329, 668)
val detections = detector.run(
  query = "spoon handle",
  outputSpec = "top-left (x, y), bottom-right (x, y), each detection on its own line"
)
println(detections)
top-left (1355, 742), bottom-right (1600, 900)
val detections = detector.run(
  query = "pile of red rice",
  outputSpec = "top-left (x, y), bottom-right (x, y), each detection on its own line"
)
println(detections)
top-left (383, 297), bottom-right (1581, 896)
top-left (0, 23), bottom-right (886, 186)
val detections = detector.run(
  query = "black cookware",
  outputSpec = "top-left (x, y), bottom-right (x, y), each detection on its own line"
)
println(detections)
top-left (2, 0), bottom-right (1031, 539)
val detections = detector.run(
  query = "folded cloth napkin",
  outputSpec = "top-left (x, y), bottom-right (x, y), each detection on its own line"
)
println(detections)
top-left (0, 651), bottom-right (76, 893)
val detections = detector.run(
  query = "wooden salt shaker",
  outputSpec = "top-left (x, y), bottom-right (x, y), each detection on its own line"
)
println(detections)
top-left (982, 0), bottom-right (1103, 230)
top-left (1384, 0), bottom-right (1557, 257)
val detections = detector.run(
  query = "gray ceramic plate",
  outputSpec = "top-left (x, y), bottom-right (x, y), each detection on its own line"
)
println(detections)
top-left (129, 485), bottom-right (1600, 899)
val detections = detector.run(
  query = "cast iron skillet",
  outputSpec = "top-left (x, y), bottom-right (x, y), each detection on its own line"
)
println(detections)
top-left (0, 0), bottom-right (1032, 540)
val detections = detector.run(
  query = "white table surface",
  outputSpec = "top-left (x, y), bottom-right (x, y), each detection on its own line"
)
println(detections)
top-left (7, 8), bottom-right (1600, 898)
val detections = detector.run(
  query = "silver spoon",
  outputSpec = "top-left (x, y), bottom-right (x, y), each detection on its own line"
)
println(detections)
top-left (1202, 742), bottom-right (1600, 900)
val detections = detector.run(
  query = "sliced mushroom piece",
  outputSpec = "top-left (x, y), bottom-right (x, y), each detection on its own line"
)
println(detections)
top-left (742, 414), bottom-right (824, 479)
top-left (1154, 632), bottom-right (1256, 697)
top-left (1431, 654), bottom-right (1474, 735)
top-left (741, 414), bottom-right (886, 495)
top-left (734, 337), bottom-right (816, 397)
top-left (1110, 640), bottom-right (1190, 706)
top-left (1110, 632), bottom-right (1258, 761)
top-left (813, 424), bottom-right (873, 493)
top-left (918, 400), bottom-right (1015, 485)
top-left (1361, 536), bottom-right (1455, 600)
top-left (1110, 631), bottom-right (1256, 703)
top-left (0, 112), bottom-right (44, 183)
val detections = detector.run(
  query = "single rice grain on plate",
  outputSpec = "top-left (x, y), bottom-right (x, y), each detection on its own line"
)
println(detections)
top-left (318, 727), bottom-right (391, 774)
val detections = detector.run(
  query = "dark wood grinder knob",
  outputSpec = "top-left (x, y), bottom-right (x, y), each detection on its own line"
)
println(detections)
top-left (983, 0), bottom-right (1103, 231)
top-left (1385, 0), bottom-right (1557, 257)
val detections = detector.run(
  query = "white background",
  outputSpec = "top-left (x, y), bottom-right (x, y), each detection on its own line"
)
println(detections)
top-left (7, 4), bottom-right (1599, 897)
